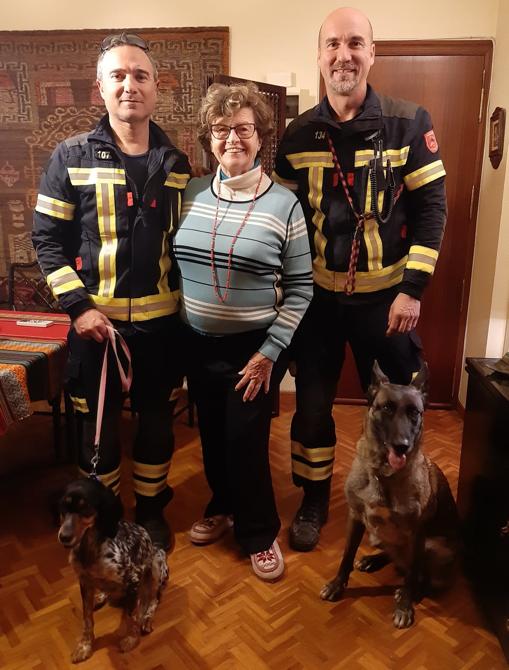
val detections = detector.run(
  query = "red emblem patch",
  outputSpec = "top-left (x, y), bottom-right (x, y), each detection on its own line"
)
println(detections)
top-left (424, 130), bottom-right (438, 153)
top-left (347, 172), bottom-right (354, 187)
top-left (75, 256), bottom-right (83, 270)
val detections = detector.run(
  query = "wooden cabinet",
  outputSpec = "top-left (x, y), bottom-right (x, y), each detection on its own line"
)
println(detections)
top-left (457, 358), bottom-right (509, 661)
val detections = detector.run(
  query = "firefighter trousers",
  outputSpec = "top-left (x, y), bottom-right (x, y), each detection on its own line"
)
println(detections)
top-left (290, 285), bottom-right (422, 498)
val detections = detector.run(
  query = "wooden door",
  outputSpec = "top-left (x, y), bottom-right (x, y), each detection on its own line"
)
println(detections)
top-left (322, 41), bottom-right (492, 407)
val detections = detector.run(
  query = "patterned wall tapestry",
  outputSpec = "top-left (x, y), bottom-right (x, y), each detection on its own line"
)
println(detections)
top-left (0, 27), bottom-right (229, 292)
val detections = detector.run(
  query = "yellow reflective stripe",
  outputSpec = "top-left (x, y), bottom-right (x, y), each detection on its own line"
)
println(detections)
top-left (47, 265), bottom-right (85, 295)
top-left (355, 146), bottom-right (410, 168)
top-left (363, 179), bottom-right (384, 272)
top-left (287, 151), bottom-right (334, 170)
top-left (90, 291), bottom-right (180, 321)
top-left (99, 466), bottom-right (121, 489)
top-left (133, 479), bottom-right (168, 496)
top-left (78, 466), bottom-right (120, 492)
top-left (133, 460), bottom-right (171, 478)
top-left (313, 256), bottom-right (407, 293)
top-left (35, 194), bottom-right (75, 220)
top-left (291, 441), bottom-right (335, 463)
top-left (272, 171), bottom-right (298, 191)
top-left (164, 172), bottom-right (190, 189)
top-left (404, 160), bottom-right (446, 191)
top-left (292, 460), bottom-right (333, 481)
top-left (409, 245), bottom-right (439, 260)
top-left (363, 217), bottom-right (383, 271)
top-left (157, 230), bottom-right (171, 293)
top-left (407, 260), bottom-right (435, 273)
top-left (70, 395), bottom-right (89, 413)
top-left (308, 166), bottom-right (328, 273)
top-left (96, 182), bottom-right (117, 298)
top-left (407, 244), bottom-right (438, 274)
top-left (67, 167), bottom-right (126, 185)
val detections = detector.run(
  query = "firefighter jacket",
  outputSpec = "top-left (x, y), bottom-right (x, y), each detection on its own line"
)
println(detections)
top-left (273, 86), bottom-right (447, 300)
top-left (33, 115), bottom-right (191, 324)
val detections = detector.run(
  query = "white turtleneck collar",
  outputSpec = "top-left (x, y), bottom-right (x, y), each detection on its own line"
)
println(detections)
top-left (212, 164), bottom-right (272, 201)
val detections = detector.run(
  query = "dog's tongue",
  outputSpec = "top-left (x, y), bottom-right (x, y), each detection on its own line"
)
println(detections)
top-left (388, 447), bottom-right (407, 471)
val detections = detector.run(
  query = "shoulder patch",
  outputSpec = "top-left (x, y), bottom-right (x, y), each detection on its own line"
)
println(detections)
top-left (424, 130), bottom-right (439, 153)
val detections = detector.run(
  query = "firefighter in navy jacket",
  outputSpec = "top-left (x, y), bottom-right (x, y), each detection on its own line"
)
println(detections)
top-left (33, 33), bottom-right (191, 550)
top-left (273, 8), bottom-right (447, 552)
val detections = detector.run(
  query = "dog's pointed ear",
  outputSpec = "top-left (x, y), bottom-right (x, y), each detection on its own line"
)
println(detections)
top-left (411, 362), bottom-right (429, 405)
top-left (367, 360), bottom-right (389, 405)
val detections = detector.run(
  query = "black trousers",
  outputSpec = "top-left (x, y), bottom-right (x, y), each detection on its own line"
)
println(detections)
top-left (66, 320), bottom-right (182, 511)
top-left (186, 327), bottom-right (288, 554)
top-left (291, 285), bottom-right (422, 495)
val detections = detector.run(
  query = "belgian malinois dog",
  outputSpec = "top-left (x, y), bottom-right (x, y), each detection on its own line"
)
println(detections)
top-left (320, 362), bottom-right (458, 628)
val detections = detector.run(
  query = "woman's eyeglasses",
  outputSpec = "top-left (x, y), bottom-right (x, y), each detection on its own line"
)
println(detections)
top-left (210, 123), bottom-right (257, 140)
top-left (100, 33), bottom-right (149, 53)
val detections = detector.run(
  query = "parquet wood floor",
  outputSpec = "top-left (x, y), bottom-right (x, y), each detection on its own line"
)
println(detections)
top-left (0, 395), bottom-right (506, 669)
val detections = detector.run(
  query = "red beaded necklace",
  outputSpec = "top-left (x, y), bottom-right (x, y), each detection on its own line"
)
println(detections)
top-left (210, 168), bottom-right (263, 304)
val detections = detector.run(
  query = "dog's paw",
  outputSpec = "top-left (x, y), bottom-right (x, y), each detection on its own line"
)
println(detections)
top-left (355, 552), bottom-right (389, 573)
top-left (393, 605), bottom-right (415, 628)
top-left (393, 588), bottom-right (415, 628)
top-left (70, 639), bottom-right (93, 663)
top-left (119, 634), bottom-right (140, 653)
top-left (320, 579), bottom-right (345, 601)
top-left (141, 618), bottom-right (154, 635)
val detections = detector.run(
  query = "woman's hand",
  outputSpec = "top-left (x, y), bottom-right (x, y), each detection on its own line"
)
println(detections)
top-left (235, 352), bottom-right (273, 402)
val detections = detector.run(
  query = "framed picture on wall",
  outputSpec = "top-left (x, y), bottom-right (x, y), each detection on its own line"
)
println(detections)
top-left (489, 106), bottom-right (505, 169)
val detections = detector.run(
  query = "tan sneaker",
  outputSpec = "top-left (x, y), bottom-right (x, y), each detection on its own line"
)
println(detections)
top-left (189, 514), bottom-right (233, 545)
top-left (250, 539), bottom-right (284, 581)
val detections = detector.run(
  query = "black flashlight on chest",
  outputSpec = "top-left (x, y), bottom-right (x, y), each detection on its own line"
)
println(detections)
top-left (367, 131), bottom-right (397, 225)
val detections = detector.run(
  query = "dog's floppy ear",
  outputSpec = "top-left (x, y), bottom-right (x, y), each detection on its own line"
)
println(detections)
top-left (96, 481), bottom-right (123, 538)
top-left (367, 360), bottom-right (389, 405)
top-left (411, 361), bottom-right (429, 406)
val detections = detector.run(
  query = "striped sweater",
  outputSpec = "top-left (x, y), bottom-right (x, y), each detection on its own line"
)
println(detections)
top-left (174, 165), bottom-right (313, 361)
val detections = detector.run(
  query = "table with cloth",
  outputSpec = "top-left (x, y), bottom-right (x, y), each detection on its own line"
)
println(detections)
top-left (0, 311), bottom-right (70, 442)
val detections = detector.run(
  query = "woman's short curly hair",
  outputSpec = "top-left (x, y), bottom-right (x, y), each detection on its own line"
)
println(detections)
top-left (198, 81), bottom-right (274, 152)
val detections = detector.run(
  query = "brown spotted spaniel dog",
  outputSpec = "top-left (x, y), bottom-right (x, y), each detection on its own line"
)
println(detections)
top-left (58, 478), bottom-right (168, 663)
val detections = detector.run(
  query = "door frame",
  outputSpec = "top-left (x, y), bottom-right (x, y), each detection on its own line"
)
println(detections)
top-left (320, 40), bottom-right (493, 408)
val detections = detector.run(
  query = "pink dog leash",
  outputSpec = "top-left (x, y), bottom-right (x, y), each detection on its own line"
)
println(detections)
top-left (90, 325), bottom-right (132, 479)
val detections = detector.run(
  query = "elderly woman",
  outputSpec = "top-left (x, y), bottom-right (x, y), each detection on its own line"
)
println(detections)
top-left (174, 82), bottom-right (312, 581)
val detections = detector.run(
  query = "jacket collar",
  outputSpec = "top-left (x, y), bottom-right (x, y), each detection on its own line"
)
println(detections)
top-left (89, 114), bottom-right (178, 152)
top-left (312, 85), bottom-right (384, 137)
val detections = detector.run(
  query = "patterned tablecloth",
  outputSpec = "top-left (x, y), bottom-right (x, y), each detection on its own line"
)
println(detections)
top-left (0, 311), bottom-right (70, 434)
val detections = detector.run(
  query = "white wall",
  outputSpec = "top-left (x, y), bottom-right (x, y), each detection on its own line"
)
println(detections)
top-left (2, 0), bottom-right (506, 397)
top-left (460, 0), bottom-right (509, 403)
top-left (1, 0), bottom-right (500, 111)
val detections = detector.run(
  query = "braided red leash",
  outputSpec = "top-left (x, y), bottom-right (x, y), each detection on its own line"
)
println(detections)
top-left (326, 132), bottom-right (403, 295)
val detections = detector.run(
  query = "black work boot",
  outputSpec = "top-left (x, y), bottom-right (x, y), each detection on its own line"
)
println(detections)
top-left (135, 490), bottom-right (173, 552)
top-left (289, 489), bottom-right (330, 552)
top-left (138, 515), bottom-right (172, 551)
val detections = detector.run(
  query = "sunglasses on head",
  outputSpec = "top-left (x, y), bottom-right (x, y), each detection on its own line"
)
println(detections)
top-left (100, 32), bottom-right (149, 53)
